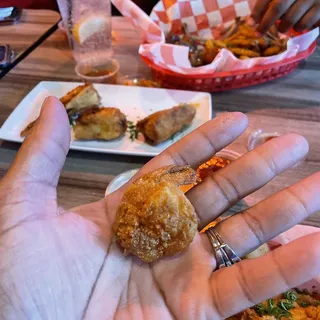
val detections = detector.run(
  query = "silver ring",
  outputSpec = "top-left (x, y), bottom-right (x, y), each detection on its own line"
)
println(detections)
top-left (206, 227), bottom-right (241, 270)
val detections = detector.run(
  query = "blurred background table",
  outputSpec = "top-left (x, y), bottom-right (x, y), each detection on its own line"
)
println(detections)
top-left (0, 13), bottom-right (319, 226)
top-left (0, 9), bottom-right (60, 76)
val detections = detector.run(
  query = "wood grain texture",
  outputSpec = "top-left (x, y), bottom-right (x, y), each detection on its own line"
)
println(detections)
top-left (0, 14), bottom-right (319, 227)
top-left (0, 9), bottom-right (60, 61)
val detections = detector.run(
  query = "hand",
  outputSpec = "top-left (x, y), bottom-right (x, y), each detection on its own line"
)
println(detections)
top-left (251, 0), bottom-right (320, 33)
top-left (1, 97), bottom-right (320, 319)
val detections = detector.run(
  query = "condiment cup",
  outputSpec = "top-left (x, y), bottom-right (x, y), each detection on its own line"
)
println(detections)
top-left (75, 58), bottom-right (120, 84)
top-left (105, 168), bottom-right (139, 196)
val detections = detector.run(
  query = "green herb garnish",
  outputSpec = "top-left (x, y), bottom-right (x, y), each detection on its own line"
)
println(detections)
top-left (268, 298), bottom-right (275, 310)
top-left (127, 121), bottom-right (138, 142)
top-left (254, 303), bottom-right (268, 316)
top-left (278, 300), bottom-right (294, 311)
top-left (283, 291), bottom-right (297, 302)
top-left (254, 299), bottom-right (293, 319)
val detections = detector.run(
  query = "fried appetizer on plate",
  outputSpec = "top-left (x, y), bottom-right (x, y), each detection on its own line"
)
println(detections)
top-left (113, 165), bottom-right (198, 263)
top-left (73, 106), bottom-right (127, 141)
top-left (61, 83), bottom-right (101, 114)
top-left (136, 103), bottom-right (196, 145)
top-left (20, 84), bottom-right (101, 137)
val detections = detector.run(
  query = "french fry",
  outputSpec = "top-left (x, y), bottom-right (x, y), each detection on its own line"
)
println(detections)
top-left (212, 40), bottom-right (227, 48)
top-left (263, 46), bottom-right (282, 56)
top-left (205, 39), bottom-right (226, 51)
top-left (228, 39), bottom-right (257, 47)
top-left (229, 47), bottom-right (260, 58)
top-left (205, 39), bottom-right (215, 51)
top-left (256, 38), bottom-right (269, 48)
top-left (166, 16), bottom-right (289, 67)
top-left (224, 31), bottom-right (243, 42)
top-left (238, 25), bottom-right (257, 38)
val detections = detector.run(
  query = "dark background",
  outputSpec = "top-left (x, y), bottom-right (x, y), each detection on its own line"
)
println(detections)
top-left (112, 0), bottom-right (158, 16)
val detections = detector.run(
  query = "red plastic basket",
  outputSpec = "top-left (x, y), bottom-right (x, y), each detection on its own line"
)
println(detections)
top-left (141, 42), bottom-right (316, 92)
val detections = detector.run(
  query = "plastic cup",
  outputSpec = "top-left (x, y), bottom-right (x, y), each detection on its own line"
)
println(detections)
top-left (105, 169), bottom-right (139, 196)
top-left (75, 58), bottom-right (119, 84)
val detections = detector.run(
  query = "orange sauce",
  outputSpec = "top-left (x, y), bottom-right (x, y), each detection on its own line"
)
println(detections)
top-left (179, 156), bottom-right (232, 193)
top-left (264, 136), bottom-right (276, 142)
top-left (85, 69), bottom-right (112, 77)
top-left (197, 156), bottom-right (231, 181)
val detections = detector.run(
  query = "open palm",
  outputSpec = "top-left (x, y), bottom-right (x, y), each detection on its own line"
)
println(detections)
top-left (1, 97), bottom-right (320, 320)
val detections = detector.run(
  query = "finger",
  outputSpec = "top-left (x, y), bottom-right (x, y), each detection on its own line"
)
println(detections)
top-left (294, 4), bottom-right (320, 31)
top-left (204, 171), bottom-right (320, 259)
top-left (2, 97), bottom-right (70, 190)
top-left (188, 134), bottom-right (308, 229)
top-left (278, 0), bottom-right (314, 32)
top-left (257, 0), bottom-right (296, 33)
top-left (251, 0), bottom-right (273, 23)
top-left (210, 232), bottom-right (320, 318)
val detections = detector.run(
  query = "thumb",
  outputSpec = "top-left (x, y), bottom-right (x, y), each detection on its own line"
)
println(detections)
top-left (3, 97), bottom-right (70, 189)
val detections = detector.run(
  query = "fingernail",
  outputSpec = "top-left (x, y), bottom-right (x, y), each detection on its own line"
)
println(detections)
top-left (40, 96), bottom-right (53, 115)
top-left (43, 96), bottom-right (52, 105)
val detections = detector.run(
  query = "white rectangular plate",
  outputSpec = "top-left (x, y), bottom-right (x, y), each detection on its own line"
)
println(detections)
top-left (0, 81), bottom-right (212, 157)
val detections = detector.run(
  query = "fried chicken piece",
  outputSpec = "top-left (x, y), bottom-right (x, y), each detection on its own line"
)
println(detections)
top-left (136, 104), bottom-right (196, 145)
top-left (20, 84), bottom-right (101, 137)
top-left (73, 106), bottom-right (127, 141)
top-left (113, 165), bottom-right (198, 263)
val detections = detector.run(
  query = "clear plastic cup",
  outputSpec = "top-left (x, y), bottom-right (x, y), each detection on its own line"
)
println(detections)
top-left (247, 129), bottom-right (306, 168)
top-left (105, 169), bottom-right (139, 196)
top-left (247, 129), bottom-right (281, 151)
top-left (75, 58), bottom-right (119, 84)
top-left (57, 0), bottom-right (112, 62)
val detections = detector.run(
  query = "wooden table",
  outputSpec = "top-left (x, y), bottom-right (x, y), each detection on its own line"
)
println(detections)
top-left (0, 15), bottom-right (319, 227)
top-left (0, 9), bottom-right (60, 74)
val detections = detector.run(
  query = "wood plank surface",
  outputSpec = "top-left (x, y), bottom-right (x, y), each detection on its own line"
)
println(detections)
top-left (0, 9), bottom-right (60, 63)
top-left (0, 15), bottom-right (319, 227)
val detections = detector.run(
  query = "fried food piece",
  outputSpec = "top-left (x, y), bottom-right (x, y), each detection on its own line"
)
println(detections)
top-left (20, 84), bottom-right (101, 137)
top-left (137, 104), bottom-right (196, 145)
top-left (113, 165), bottom-right (198, 263)
top-left (73, 106), bottom-right (127, 140)
top-left (203, 40), bottom-right (222, 64)
top-left (203, 47), bottom-right (220, 64)
top-left (238, 24), bottom-right (257, 38)
top-left (206, 39), bottom-right (226, 49)
top-left (60, 83), bottom-right (101, 113)
top-left (229, 290), bottom-right (320, 320)
top-left (228, 39), bottom-right (258, 47)
top-left (263, 46), bottom-right (282, 56)
top-left (229, 47), bottom-right (260, 58)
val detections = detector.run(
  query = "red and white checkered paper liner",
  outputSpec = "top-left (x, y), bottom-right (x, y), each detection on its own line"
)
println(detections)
top-left (112, 0), bottom-right (319, 75)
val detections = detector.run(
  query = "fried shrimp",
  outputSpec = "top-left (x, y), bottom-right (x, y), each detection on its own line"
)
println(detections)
top-left (113, 165), bottom-right (198, 263)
